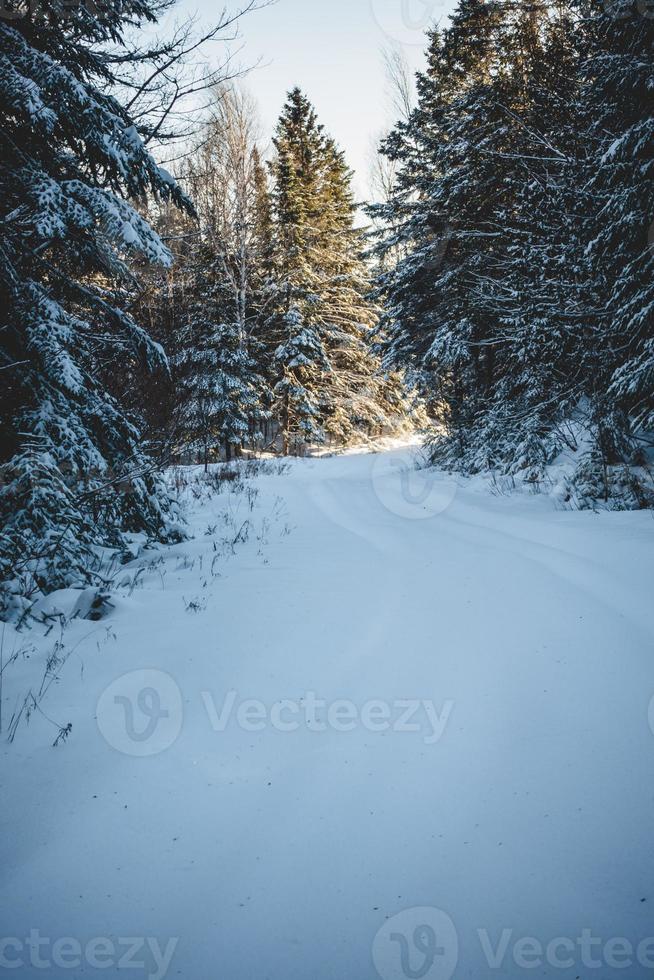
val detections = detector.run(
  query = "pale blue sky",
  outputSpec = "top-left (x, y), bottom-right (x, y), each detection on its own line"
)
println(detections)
top-left (178, 0), bottom-right (458, 200)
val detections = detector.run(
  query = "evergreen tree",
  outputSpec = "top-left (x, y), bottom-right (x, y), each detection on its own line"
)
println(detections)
top-left (369, 0), bottom-right (654, 503)
top-left (135, 89), bottom-right (272, 465)
top-left (464, 2), bottom-right (588, 480)
top-left (369, 1), bottom-right (515, 466)
top-left (0, 4), bottom-right (192, 611)
top-left (268, 88), bottom-right (412, 452)
top-left (267, 88), bottom-right (332, 453)
top-left (318, 140), bottom-right (402, 442)
top-left (180, 91), bottom-right (272, 459)
top-left (172, 244), bottom-right (262, 466)
top-left (580, 0), bottom-right (654, 497)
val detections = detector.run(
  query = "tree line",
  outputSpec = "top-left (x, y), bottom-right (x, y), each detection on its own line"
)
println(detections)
top-left (369, 0), bottom-right (654, 507)
top-left (0, 1), bottom-right (414, 614)
top-left (134, 86), bottom-right (414, 466)
top-left (1, 0), bottom-right (651, 615)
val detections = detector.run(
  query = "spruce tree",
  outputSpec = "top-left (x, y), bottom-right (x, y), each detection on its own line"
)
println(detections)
top-left (370, 2), bottom-right (614, 484)
top-left (266, 89), bottom-right (332, 453)
top-left (370, 0), bottom-right (653, 505)
top-left (370, 1), bottom-right (516, 468)
top-left (268, 88), bottom-right (411, 453)
top-left (313, 139), bottom-right (401, 442)
top-left (580, 0), bottom-right (654, 497)
top-left (0, 4), bottom-right (192, 611)
top-left (468, 2), bottom-right (588, 480)
top-left (172, 244), bottom-right (262, 466)
top-left (136, 91), bottom-right (272, 465)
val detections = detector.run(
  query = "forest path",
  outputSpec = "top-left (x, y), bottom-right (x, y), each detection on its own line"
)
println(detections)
top-left (2, 445), bottom-right (654, 979)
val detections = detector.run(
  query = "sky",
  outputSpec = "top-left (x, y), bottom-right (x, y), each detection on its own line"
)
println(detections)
top-left (177, 0), bottom-right (458, 201)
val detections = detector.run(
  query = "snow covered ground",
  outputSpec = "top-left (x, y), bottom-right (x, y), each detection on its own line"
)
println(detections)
top-left (2, 444), bottom-right (654, 980)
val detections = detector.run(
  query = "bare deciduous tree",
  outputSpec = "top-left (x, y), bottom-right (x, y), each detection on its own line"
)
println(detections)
top-left (182, 85), bottom-right (269, 341)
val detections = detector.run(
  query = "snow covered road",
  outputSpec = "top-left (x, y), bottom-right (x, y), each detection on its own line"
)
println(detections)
top-left (2, 445), bottom-right (654, 980)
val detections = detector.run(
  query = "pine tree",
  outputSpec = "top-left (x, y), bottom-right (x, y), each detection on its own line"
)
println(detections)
top-left (371, 2), bottom-right (607, 481)
top-left (369, 0), bottom-right (653, 505)
top-left (580, 0), bottom-right (654, 497)
top-left (0, 5), bottom-right (192, 612)
top-left (465, 2), bottom-right (588, 480)
top-left (179, 91), bottom-right (272, 459)
top-left (136, 90), bottom-right (272, 465)
top-left (267, 88), bottom-right (412, 453)
top-left (172, 244), bottom-right (262, 466)
top-left (266, 89), bottom-right (333, 453)
top-left (370, 1), bottom-right (519, 468)
top-left (317, 140), bottom-right (404, 442)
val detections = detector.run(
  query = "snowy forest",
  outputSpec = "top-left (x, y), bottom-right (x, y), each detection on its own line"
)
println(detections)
top-left (0, 0), bottom-right (653, 613)
top-left (1, 2), bottom-right (654, 978)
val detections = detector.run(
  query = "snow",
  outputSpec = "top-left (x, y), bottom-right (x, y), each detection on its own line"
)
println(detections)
top-left (120, 220), bottom-right (139, 246)
top-left (157, 167), bottom-right (176, 186)
top-left (1, 445), bottom-right (654, 979)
